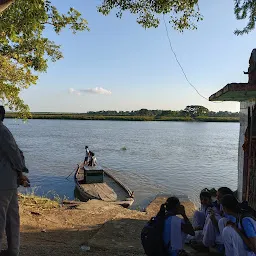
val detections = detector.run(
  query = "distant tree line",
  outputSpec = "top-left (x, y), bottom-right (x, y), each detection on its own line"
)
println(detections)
top-left (87, 106), bottom-right (239, 119)
top-left (5, 105), bottom-right (239, 122)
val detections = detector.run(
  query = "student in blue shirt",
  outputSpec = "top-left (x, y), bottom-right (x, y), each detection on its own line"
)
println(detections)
top-left (220, 194), bottom-right (256, 256)
top-left (160, 197), bottom-right (195, 256)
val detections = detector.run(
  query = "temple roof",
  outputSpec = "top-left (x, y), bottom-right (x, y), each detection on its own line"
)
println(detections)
top-left (209, 83), bottom-right (256, 102)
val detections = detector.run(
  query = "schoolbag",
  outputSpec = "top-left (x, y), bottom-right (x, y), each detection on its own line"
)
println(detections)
top-left (141, 213), bottom-right (173, 256)
top-left (237, 201), bottom-right (256, 236)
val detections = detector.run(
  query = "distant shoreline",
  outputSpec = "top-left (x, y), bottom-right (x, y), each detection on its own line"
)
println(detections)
top-left (5, 113), bottom-right (240, 122)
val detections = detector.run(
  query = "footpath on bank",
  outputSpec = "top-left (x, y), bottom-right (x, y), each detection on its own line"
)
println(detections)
top-left (5, 195), bottom-right (221, 256)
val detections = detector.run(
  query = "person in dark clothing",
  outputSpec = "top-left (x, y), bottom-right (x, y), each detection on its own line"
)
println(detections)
top-left (0, 106), bottom-right (30, 256)
top-left (84, 146), bottom-right (89, 164)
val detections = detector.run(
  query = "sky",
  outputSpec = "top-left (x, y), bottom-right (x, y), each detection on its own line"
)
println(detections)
top-left (20, 0), bottom-right (256, 113)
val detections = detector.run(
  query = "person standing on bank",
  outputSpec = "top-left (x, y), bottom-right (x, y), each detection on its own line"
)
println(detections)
top-left (0, 106), bottom-right (30, 256)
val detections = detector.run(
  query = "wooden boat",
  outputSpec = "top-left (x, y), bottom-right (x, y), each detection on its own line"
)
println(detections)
top-left (74, 164), bottom-right (134, 208)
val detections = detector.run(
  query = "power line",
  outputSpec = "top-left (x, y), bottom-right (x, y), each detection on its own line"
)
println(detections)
top-left (162, 14), bottom-right (222, 104)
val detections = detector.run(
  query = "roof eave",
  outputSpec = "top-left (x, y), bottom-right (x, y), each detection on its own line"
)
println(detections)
top-left (209, 83), bottom-right (256, 102)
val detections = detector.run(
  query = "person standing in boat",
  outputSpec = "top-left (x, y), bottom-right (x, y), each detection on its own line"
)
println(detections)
top-left (88, 151), bottom-right (97, 166)
top-left (91, 152), bottom-right (97, 166)
top-left (84, 146), bottom-right (89, 165)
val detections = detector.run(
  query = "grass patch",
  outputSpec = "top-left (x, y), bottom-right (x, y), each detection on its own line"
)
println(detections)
top-left (18, 194), bottom-right (60, 209)
top-left (195, 116), bottom-right (239, 122)
top-left (5, 113), bottom-right (240, 122)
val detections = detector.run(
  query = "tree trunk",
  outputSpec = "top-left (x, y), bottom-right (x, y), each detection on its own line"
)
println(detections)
top-left (0, 0), bottom-right (14, 13)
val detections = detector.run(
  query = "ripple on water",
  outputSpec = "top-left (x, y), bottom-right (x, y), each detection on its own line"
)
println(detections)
top-left (5, 119), bottom-right (239, 208)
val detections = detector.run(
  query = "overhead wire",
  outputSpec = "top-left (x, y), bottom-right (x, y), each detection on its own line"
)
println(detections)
top-left (162, 14), bottom-right (223, 104)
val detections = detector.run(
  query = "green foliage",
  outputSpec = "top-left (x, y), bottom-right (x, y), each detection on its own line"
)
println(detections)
top-left (5, 107), bottom-right (240, 122)
top-left (0, 0), bottom-right (88, 118)
top-left (234, 0), bottom-right (256, 35)
top-left (0, 0), bottom-right (13, 13)
top-left (98, 0), bottom-right (202, 31)
top-left (183, 105), bottom-right (209, 118)
top-left (195, 116), bottom-right (239, 122)
top-left (98, 0), bottom-right (256, 35)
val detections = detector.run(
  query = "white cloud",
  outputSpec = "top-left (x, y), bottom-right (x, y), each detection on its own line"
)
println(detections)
top-left (69, 87), bottom-right (112, 96)
top-left (68, 88), bottom-right (81, 96)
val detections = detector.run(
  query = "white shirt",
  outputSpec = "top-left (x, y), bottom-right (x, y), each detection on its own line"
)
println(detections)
top-left (85, 148), bottom-right (89, 157)
top-left (92, 156), bottom-right (97, 166)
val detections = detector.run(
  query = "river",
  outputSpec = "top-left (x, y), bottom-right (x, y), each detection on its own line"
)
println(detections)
top-left (5, 119), bottom-right (239, 208)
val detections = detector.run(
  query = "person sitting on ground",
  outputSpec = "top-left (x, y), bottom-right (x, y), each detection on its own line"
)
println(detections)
top-left (160, 197), bottom-right (195, 255)
top-left (202, 187), bottom-right (234, 247)
top-left (219, 194), bottom-right (256, 256)
top-left (187, 190), bottom-right (212, 243)
top-left (191, 187), bottom-right (233, 252)
top-left (84, 146), bottom-right (89, 165)
top-left (193, 189), bottom-right (213, 231)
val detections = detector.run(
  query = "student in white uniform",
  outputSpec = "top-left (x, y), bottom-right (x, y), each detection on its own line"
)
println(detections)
top-left (219, 194), bottom-right (256, 256)
top-left (193, 190), bottom-right (213, 231)
top-left (190, 187), bottom-right (233, 253)
top-left (187, 190), bottom-right (212, 243)
top-left (161, 197), bottom-right (195, 255)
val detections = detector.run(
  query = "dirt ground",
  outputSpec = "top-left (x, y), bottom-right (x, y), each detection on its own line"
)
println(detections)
top-left (1, 195), bottom-right (219, 256)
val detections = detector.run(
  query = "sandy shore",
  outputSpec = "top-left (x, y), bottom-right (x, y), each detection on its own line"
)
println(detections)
top-left (1, 195), bottom-right (219, 256)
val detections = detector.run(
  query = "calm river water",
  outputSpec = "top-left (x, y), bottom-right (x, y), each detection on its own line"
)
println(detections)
top-left (5, 119), bottom-right (239, 208)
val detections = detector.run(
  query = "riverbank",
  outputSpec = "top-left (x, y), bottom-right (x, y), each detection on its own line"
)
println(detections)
top-left (5, 112), bottom-right (239, 122)
top-left (11, 194), bottom-right (220, 256)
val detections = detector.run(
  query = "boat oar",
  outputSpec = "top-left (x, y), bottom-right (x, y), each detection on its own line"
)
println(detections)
top-left (66, 164), bottom-right (79, 179)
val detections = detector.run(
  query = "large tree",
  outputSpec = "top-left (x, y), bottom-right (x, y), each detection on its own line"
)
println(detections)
top-left (1, 0), bottom-right (256, 118)
top-left (0, 0), bottom-right (88, 118)
top-left (98, 0), bottom-right (256, 35)
top-left (183, 105), bottom-right (209, 118)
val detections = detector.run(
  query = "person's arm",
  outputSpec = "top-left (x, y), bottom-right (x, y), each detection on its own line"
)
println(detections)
top-left (226, 221), bottom-right (256, 252)
top-left (241, 218), bottom-right (256, 252)
top-left (179, 205), bottom-right (195, 236)
top-left (209, 208), bottom-right (219, 231)
top-left (248, 237), bottom-right (256, 252)
top-left (0, 126), bottom-right (25, 172)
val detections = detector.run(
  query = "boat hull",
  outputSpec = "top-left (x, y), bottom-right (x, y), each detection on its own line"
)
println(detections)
top-left (74, 164), bottom-right (134, 208)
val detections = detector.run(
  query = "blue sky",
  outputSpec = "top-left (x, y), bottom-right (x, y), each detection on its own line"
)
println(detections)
top-left (21, 0), bottom-right (256, 113)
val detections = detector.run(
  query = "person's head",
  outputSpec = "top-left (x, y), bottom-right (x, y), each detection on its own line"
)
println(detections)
top-left (216, 187), bottom-right (233, 202)
top-left (200, 191), bottom-right (212, 206)
top-left (0, 106), bottom-right (5, 122)
top-left (221, 194), bottom-right (240, 215)
top-left (157, 197), bottom-right (180, 217)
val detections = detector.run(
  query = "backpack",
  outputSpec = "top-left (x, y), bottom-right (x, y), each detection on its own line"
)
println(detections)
top-left (141, 213), bottom-right (173, 256)
top-left (236, 201), bottom-right (256, 236)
